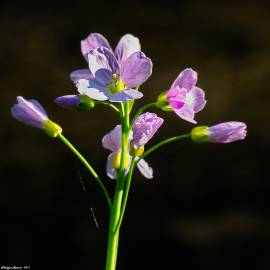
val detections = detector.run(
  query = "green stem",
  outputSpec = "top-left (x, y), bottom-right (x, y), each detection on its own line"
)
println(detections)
top-left (57, 133), bottom-right (112, 209)
top-left (138, 133), bottom-right (191, 162)
top-left (105, 102), bottom-right (130, 270)
top-left (114, 157), bottom-right (136, 233)
top-left (130, 102), bottom-right (157, 130)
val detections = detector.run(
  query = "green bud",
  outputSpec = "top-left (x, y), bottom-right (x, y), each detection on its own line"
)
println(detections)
top-left (43, 119), bottom-right (62, 138)
top-left (191, 126), bottom-right (210, 143)
top-left (156, 91), bottom-right (173, 111)
top-left (78, 95), bottom-right (95, 111)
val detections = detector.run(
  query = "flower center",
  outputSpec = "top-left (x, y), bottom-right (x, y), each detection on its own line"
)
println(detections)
top-left (108, 73), bottom-right (126, 94)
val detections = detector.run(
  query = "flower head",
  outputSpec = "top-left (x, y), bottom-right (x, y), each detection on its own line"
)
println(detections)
top-left (71, 33), bottom-right (152, 103)
top-left (102, 113), bottom-right (163, 179)
top-left (191, 121), bottom-right (247, 143)
top-left (11, 96), bottom-right (62, 137)
top-left (157, 68), bottom-right (206, 124)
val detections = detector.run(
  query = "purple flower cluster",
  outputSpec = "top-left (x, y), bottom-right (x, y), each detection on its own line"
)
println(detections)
top-left (10, 32), bottom-right (247, 179)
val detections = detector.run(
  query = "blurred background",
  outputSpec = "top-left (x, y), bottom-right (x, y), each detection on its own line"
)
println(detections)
top-left (1, 0), bottom-right (270, 269)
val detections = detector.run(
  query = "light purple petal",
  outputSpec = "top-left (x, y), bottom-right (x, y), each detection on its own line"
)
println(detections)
top-left (115, 34), bottom-right (141, 63)
top-left (81, 33), bottom-right (112, 61)
top-left (120, 51), bottom-right (152, 88)
top-left (88, 47), bottom-right (119, 84)
top-left (136, 158), bottom-right (153, 179)
top-left (11, 96), bottom-right (48, 128)
top-left (132, 112), bottom-right (164, 148)
top-left (174, 104), bottom-right (197, 124)
top-left (108, 89), bottom-right (143, 102)
top-left (167, 86), bottom-right (186, 110)
top-left (76, 79), bottom-right (108, 101)
top-left (171, 68), bottom-right (197, 91)
top-left (106, 152), bottom-right (117, 179)
top-left (102, 125), bottom-right (122, 152)
top-left (185, 86), bottom-right (206, 113)
top-left (54, 95), bottom-right (80, 108)
top-left (70, 69), bottom-right (93, 83)
top-left (209, 122), bottom-right (247, 143)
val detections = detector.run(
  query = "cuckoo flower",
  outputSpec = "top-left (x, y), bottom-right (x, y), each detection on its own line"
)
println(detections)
top-left (11, 96), bottom-right (62, 137)
top-left (70, 33), bottom-right (141, 83)
top-left (191, 121), bottom-right (247, 143)
top-left (76, 47), bottom-right (152, 102)
top-left (102, 113), bottom-right (163, 179)
top-left (157, 68), bottom-right (206, 124)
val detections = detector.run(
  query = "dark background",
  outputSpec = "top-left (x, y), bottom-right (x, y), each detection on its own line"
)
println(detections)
top-left (1, 1), bottom-right (269, 269)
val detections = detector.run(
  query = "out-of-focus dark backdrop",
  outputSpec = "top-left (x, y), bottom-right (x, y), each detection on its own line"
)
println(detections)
top-left (1, 1), bottom-right (270, 269)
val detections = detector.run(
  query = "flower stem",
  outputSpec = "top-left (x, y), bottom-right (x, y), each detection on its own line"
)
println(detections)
top-left (57, 133), bottom-right (112, 209)
top-left (114, 156), bottom-right (136, 233)
top-left (96, 101), bottom-right (120, 113)
top-left (138, 133), bottom-right (191, 162)
top-left (130, 102), bottom-right (157, 129)
top-left (105, 102), bottom-right (130, 270)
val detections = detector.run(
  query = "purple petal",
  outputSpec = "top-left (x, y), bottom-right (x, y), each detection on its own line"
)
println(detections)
top-left (81, 33), bottom-right (112, 61)
top-left (136, 158), bottom-right (153, 179)
top-left (185, 86), bottom-right (206, 113)
top-left (167, 86), bottom-right (187, 109)
top-left (102, 125), bottom-right (122, 152)
top-left (70, 69), bottom-right (93, 83)
top-left (115, 34), bottom-right (141, 63)
top-left (88, 47), bottom-right (119, 84)
top-left (171, 68), bottom-right (197, 91)
top-left (76, 79), bottom-right (108, 101)
top-left (11, 96), bottom-right (48, 128)
top-left (120, 51), bottom-right (152, 88)
top-left (209, 122), bottom-right (247, 143)
top-left (108, 89), bottom-right (143, 102)
top-left (54, 95), bottom-right (80, 108)
top-left (132, 112), bottom-right (164, 148)
top-left (174, 104), bottom-right (196, 124)
top-left (106, 152), bottom-right (117, 179)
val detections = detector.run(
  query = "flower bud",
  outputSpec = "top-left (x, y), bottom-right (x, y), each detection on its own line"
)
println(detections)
top-left (11, 96), bottom-right (62, 138)
top-left (191, 122), bottom-right (247, 143)
top-left (54, 94), bottom-right (95, 111)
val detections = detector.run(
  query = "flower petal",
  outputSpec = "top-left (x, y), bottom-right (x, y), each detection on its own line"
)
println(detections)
top-left (132, 112), bottom-right (164, 148)
top-left (115, 34), bottom-right (141, 63)
top-left (171, 68), bottom-right (197, 91)
top-left (102, 125), bottom-right (122, 152)
top-left (88, 47), bottom-right (119, 83)
top-left (11, 96), bottom-right (48, 128)
top-left (136, 158), bottom-right (153, 179)
top-left (185, 87), bottom-right (206, 113)
top-left (76, 79), bottom-right (108, 101)
top-left (106, 152), bottom-right (117, 179)
top-left (174, 104), bottom-right (197, 124)
top-left (167, 86), bottom-right (187, 110)
top-left (70, 69), bottom-right (93, 83)
top-left (108, 89), bottom-right (143, 102)
top-left (81, 33), bottom-right (112, 61)
top-left (209, 122), bottom-right (247, 143)
top-left (54, 95), bottom-right (80, 108)
top-left (120, 52), bottom-right (152, 88)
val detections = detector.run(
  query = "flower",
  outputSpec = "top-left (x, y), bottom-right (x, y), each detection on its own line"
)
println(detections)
top-left (157, 68), bottom-right (206, 124)
top-left (102, 113), bottom-right (163, 179)
top-left (71, 33), bottom-right (152, 103)
top-left (191, 121), bottom-right (247, 143)
top-left (11, 96), bottom-right (62, 137)
top-left (54, 95), bottom-right (95, 111)
top-left (70, 33), bottom-right (141, 83)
